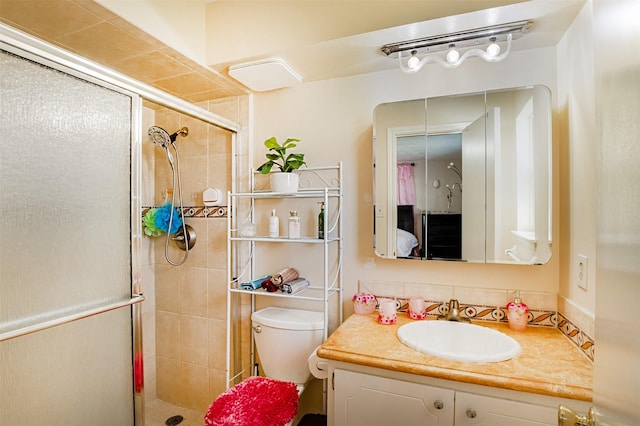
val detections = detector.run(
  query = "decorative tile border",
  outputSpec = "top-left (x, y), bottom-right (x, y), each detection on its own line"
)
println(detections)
top-left (374, 295), bottom-right (557, 328)
top-left (142, 206), bottom-right (227, 218)
top-left (557, 312), bottom-right (595, 362)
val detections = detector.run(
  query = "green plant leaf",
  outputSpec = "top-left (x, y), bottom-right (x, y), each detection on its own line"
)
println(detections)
top-left (257, 162), bottom-right (274, 173)
top-left (263, 137), bottom-right (280, 150)
top-left (266, 153), bottom-right (281, 161)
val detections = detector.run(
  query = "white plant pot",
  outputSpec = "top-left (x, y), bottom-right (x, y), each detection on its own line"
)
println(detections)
top-left (270, 172), bottom-right (299, 193)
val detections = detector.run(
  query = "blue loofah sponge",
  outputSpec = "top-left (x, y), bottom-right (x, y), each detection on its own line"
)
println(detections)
top-left (154, 203), bottom-right (183, 234)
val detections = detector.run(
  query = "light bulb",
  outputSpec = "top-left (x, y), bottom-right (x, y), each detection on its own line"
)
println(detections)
top-left (446, 45), bottom-right (460, 63)
top-left (487, 38), bottom-right (501, 57)
top-left (407, 51), bottom-right (420, 70)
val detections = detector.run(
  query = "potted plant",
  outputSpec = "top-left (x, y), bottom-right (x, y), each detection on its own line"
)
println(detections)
top-left (257, 136), bottom-right (306, 193)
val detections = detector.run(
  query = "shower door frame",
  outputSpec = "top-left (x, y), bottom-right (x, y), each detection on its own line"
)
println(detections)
top-left (1, 23), bottom-right (241, 425)
top-left (0, 30), bottom-right (146, 425)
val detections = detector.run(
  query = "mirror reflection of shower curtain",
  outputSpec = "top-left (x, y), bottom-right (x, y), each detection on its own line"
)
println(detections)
top-left (397, 163), bottom-right (416, 205)
top-left (1, 46), bottom-right (138, 424)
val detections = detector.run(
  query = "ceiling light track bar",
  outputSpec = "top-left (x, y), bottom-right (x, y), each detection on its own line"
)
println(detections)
top-left (381, 20), bottom-right (532, 57)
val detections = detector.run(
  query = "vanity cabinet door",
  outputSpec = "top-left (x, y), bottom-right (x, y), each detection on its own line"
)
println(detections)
top-left (455, 391), bottom-right (557, 425)
top-left (333, 369), bottom-right (455, 426)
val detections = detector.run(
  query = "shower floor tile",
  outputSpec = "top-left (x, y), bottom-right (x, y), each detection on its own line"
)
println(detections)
top-left (145, 398), bottom-right (205, 426)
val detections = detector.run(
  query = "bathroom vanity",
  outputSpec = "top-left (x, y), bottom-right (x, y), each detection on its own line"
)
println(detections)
top-left (316, 314), bottom-right (592, 426)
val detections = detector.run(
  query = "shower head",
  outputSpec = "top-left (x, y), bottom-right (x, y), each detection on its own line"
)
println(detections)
top-left (447, 161), bottom-right (462, 179)
top-left (148, 126), bottom-right (171, 148)
top-left (147, 126), bottom-right (189, 148)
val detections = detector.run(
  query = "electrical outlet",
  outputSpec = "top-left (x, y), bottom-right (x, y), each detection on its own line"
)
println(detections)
top-left (576, 254), bottom-right (588, 290)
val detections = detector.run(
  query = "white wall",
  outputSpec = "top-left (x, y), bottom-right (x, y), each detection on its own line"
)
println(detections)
top-left (556, 2), bottom-right (597, 319)
top-left (252, 47), bottom-right (560, 310)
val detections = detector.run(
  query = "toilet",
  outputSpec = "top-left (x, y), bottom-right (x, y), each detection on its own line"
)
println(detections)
top-left (205, 307), bottom-right (325, 426)
top-left (251, 306), bottom-right (325, 389)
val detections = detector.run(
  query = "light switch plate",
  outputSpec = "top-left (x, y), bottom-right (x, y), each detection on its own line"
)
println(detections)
top-left (576, 254), bottom-right (588, 290)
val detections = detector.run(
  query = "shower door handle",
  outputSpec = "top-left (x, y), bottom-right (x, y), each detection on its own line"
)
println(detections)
top-left (0, 294), bottom-right (145, 342)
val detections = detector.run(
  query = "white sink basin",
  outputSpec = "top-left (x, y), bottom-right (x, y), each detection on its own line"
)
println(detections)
top-left (397, 321), bottom-right (522, 363)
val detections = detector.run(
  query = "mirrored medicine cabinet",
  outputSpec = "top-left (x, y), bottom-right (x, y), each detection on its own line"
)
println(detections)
top-left (373, 85), bottom-right (552, 264)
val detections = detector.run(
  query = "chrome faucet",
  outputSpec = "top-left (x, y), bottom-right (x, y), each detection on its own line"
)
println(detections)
top-left (438, 299), bottom-right (470, 322)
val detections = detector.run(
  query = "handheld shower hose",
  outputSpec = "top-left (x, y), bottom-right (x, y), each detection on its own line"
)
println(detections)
top-left (147, 126), bottom-right (191, 266)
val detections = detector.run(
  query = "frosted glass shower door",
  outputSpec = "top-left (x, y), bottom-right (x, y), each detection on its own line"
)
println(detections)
top-left (0, 47), bottom-right (139, 425)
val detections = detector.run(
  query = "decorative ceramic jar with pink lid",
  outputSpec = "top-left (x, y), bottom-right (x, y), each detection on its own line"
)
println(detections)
top-left (352, 292), bottom-right (377, 315)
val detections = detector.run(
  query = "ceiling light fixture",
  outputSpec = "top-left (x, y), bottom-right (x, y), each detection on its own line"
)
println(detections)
top-left (381, 20), bottom-right (532, 73)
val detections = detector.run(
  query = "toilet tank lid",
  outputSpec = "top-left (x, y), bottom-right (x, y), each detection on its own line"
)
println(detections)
top-left (251, 307), bottom-right (324, 330)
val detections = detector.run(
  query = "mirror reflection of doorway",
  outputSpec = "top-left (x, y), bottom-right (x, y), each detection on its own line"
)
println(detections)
top-left (396, 133), bottom-right (463, 259)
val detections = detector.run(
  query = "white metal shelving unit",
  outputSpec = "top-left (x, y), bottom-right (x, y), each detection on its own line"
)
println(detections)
top-left (225, 162), bottom-right (343, 388)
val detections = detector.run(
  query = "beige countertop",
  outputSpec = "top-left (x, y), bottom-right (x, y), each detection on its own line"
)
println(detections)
top-left (317, 313), bottom-right (593, 401)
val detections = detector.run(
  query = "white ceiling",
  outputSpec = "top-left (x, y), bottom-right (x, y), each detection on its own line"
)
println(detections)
top-left (207, 0), bottom-right (585, 89)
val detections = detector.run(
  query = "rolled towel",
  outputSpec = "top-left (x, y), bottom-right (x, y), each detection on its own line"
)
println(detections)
top-left (261, 278), bottom-right (278, 292)
top-left (240, 275), bottom-right (271, 291)
top-left (281, 278), bottom-right (310, 294)
top-left (271, 267), bottom-right (299, 286)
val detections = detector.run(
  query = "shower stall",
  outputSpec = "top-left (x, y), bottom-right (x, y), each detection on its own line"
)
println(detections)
top-left (1, 23), bottom-right (244, 424)
top-left (1, 35), bottom-right (142, 425)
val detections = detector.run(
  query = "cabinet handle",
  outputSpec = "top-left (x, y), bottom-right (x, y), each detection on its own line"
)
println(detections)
top-left (433, 400), bottom-right (444, 410)
top-left (558, 404), bottom-right (597, 426)
top-left (252, 325), bottom-right (262, 333)
top-left (466, 408), bottom-right (477, 419)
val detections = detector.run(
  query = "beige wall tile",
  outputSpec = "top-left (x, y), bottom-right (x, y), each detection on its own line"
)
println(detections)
top-left (154, 109), bottom-right (182, 133)
top-left (518, 290), bottom-right (557, 311)
top-left (453, 286), bottom-right (509, 306)
top-left (209, 127), bottom-right (232, 155)
top-left (155, 265), bottom-right (181, 313)
top-left (558, 295), bottom-right (595, 337)
top-left (206, 98), bottom-right (241, 124)
top-left (207, 268), bottom-right (227, 321)
top-left (180, 267), bottom-right (208, 317)
top-left (107, 16), bottom-right (168, 50)
top-left (70, 0), bottom-right (119, 21)
top-left (403, 282), bottom-right (453, 301)
top-left (143, 353), bottom-right (157, 401)
top-left (180, 315), bottom-right (208, 366)
top-left (0, 1), bottom-right (102, 40)
top-left (177, 116), bottom-right (209, 158)
top-left (142, 107), bottom-right (157, 206)
top-left (114, 50), bottom-right (193, 82)
top-left (154, 72), bottom-right (221, 97)
top-left (156, 311), bottom-right (181, 360)
top-left (207, 219), bottom-right (227, 269)
top-left (156, 356), bottom-right (181, 405)
top-left (208, 153), bottom-right (231, 194)
top-left (181, 362), bottom-right (211, 410)
top-left (180, 156), bottom-right (208, 201)
top-left (0, 1), bottom-right (245, 104)
top-left (181, 219), bottom-right (208, 268)
top-left (208, 318), bottom-right (226, 370)
top-left (57, 22), bottom-right (157, 65)
top-left (208, 368), bottom-right (227, 402)
top-left (142, 310), bottom-right (156, 356)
